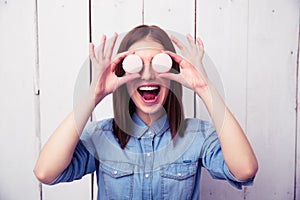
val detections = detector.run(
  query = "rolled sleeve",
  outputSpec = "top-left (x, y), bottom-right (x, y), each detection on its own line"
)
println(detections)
top-left (201, 128), bottom-right (254, 189)
top-left (223, 162), bottom-right (254, 189)
top-left (50, 140), bottom-right (97, 185)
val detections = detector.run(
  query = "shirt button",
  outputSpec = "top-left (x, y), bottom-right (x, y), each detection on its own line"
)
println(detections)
top-left (145, 174), bottom-right (149, 178)
top-left (177, 173), bottom-right (182, 177)
top-left (148, 131), bottom-right (152, 135)
top-left (113, 170), bottom-right (118, 175)
top-left (146, 153), bottom-right (151, 157)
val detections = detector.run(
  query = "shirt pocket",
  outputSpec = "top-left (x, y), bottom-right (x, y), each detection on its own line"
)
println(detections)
top-left (100, 161), bottom-right (134, 200)
top-left (160, 162), bottom-right (198, 200)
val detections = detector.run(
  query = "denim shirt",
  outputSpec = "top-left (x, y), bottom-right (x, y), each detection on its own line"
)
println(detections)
top-left (50, 114), bottom-right (253, 200)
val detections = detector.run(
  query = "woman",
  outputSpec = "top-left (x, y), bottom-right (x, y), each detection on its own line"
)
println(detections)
top-left (34, 25), bottom-right (258, 199)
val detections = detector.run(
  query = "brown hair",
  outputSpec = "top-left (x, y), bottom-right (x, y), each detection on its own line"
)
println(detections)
top-left (113, 25), bottom-right (185, 149)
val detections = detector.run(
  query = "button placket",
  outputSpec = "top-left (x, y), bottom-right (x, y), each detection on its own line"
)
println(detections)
top-left (141, 132), bottom-right (154, 198)
top-left (147, 130), bottom-right (153, 136)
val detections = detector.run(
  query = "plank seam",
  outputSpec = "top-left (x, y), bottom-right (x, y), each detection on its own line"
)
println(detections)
top-left (193, 0), bottom-right (197, 119)
top-left (244, 0), bottom-right (250, 199)
top-left (89, 1), bottom-right (95, 200)
top-left (294, 14), bottom-right (300, 200)
top-left (34, 0), bottom-right (42, 199)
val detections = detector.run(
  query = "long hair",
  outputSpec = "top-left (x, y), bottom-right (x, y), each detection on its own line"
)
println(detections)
top-left (113, 25), bottom-right (185, 149)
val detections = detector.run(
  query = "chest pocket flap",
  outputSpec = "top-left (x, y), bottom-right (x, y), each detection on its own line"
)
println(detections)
top-left (161, 162), bottom-right (198, 180)
top-left (100, 161), bottom-right (134, 178)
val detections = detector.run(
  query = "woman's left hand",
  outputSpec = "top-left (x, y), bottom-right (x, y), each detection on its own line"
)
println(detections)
top-left (162, 35), bottom-right (258, 181)
top-left (159, 34), bottom-right (210, 95)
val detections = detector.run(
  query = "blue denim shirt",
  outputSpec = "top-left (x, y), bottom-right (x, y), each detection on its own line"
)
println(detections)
top-left (51, 114), bottom-right (253, 199)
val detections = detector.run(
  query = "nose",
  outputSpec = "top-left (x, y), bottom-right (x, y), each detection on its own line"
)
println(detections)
top-left (140, 64), bottom-right (156, 80)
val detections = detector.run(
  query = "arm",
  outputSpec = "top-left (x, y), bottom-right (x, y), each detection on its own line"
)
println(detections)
top-left (34, 33), bottom-right (139, 184)
top-left (160, 35), bottom-right (258, 181)
top-left (33, 90), bottom-right (95, 184)
top-left (197, 82), bottom-right (258, 181)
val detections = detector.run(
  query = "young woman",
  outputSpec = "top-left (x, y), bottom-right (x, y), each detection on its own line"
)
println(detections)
top-left (34, 25), bottom-right (258, 199)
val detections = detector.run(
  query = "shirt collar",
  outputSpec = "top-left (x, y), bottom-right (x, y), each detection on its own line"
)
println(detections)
top-left (131, 113), bottom-right (169, 138)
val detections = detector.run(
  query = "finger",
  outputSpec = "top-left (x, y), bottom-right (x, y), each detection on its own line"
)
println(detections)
top-left (163, 51), bottom-right (183, 64)
top-left (163, 51), bottom-right (192, 69)
top-left (106, 32), bottom-right (118, 59)
top-left (110, 51), bottom-right (131, 72)
top-left (98, 34), bottom-right (106, 59)
top-left (196, 37), bottom-right (204, 51)
top-left (117, 73), bottom-right (141, 86)
top-left (186, 34), bottom-right (196, 50)
top-left (89, 43), bottom-right (97, 63)
top-left (170, 35), bottom-right (187, 52)
top-left (158, 73), bottom-right (183, 84)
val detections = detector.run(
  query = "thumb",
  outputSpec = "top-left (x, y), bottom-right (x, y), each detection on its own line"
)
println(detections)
top-left (158, 73), bottom-right (181, 83)
top-left (118, 74), bottom-right (141, 86)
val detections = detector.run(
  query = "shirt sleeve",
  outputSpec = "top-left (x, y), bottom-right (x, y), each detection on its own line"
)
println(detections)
top-left (49, 123), bottom-right (98, 185)
top-left (200, 125), bottom-right (254, 190)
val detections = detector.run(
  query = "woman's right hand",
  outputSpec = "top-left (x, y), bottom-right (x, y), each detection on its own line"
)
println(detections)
top-left (89, 33), bottom-right (140, 105)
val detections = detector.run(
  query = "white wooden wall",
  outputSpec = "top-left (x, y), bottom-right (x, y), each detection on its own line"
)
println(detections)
top-left (0, 0), bottom-right (299, 199)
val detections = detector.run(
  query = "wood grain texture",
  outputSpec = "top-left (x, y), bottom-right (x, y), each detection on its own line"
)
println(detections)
top-left (0, 0), bottom-right (40, 199)
top-left (197, 0), bottom-right (248, 199)
top-left (38, 1), bottom-right (91, 199)
top-left (246, 0), bottom-right (299, 199)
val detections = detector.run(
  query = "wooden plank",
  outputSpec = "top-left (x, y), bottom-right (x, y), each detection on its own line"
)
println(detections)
top-left (91, 0), bottom-right (144, 121)
top-left (143, 0), bottom-right (194, 33)
top-left (38, 1), bottom-right (91, 199)
top-left (197, 0), bottom-right (248, 199)
top-left (246, 0), bottom-right (299, 199)
top-left (0, 1), bottom-right (39, 199)
top-left (143, 0), bottom-right (195, 118)
top-left (91, 0), bottom-right (143, 197)
top-left (297, 33), bottom-right (300, 200)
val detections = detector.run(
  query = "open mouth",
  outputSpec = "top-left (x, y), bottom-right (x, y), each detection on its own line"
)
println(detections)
top-left (137, 85), bottom-right (161, 103)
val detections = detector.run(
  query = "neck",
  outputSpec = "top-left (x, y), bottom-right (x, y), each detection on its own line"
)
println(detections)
top-left (136, 109), bottom-right (165, 126)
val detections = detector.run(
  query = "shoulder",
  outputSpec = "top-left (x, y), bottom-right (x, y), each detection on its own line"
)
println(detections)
top-left (79, 118), bottom-right (115, 152)
top-left (88, 118), bottom-right (113, 131)
top-left (81, 118), bottom-right (114, 139)
top-left (184, 118), bottom-right (215, 135)
top-left (184, 118), bottom-right (219, 158)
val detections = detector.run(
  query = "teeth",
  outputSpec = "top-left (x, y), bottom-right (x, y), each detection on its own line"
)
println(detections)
top-left (138, 86), bottom-right (159, 91)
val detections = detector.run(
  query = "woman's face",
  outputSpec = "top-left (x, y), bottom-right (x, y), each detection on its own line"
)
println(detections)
top-left (126, 39), bottom-right (171, 124)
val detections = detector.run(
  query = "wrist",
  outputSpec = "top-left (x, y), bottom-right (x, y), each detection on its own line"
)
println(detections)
top-left (195, 80), bottom-right (214, 101)
top-left (88, 85), bottom-right (105, 106)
